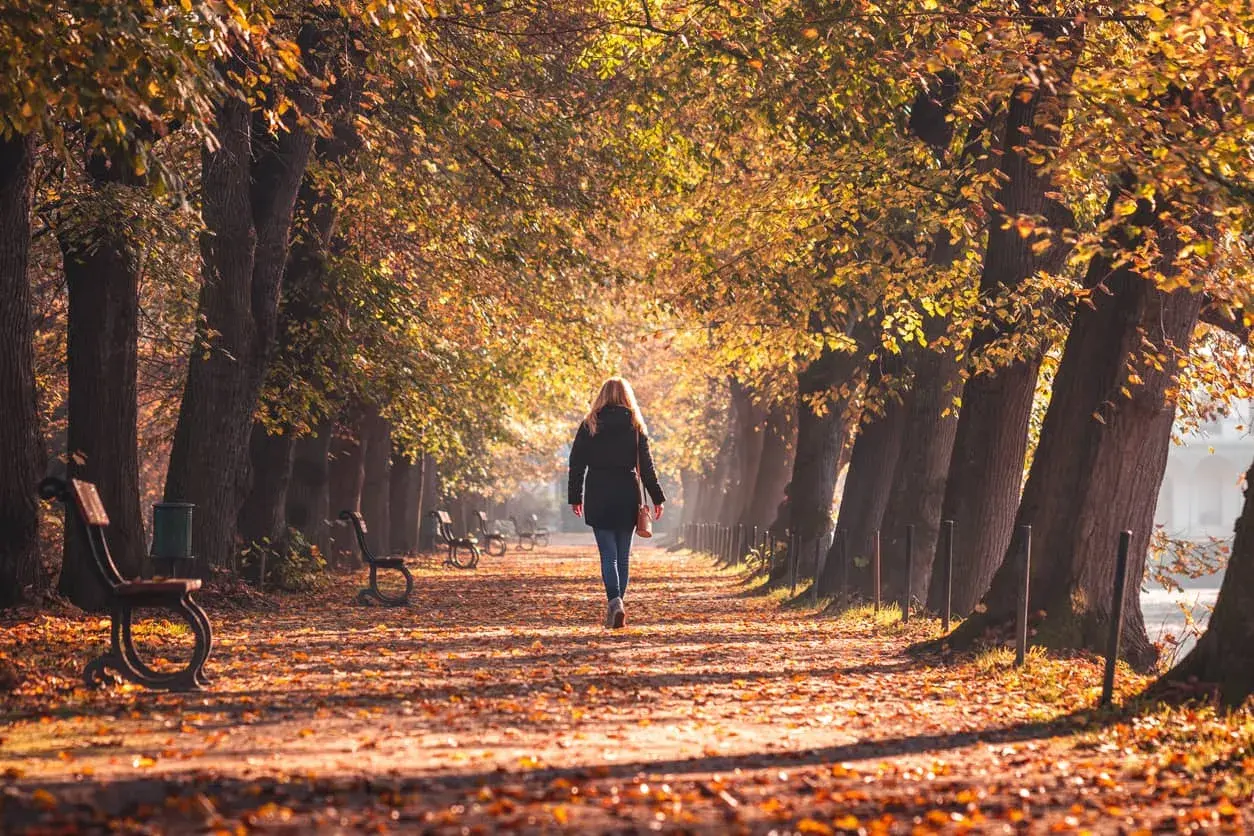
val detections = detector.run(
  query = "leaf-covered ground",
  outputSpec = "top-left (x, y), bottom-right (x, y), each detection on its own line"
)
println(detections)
top-left (1, 541), bottom-right (1251, 833)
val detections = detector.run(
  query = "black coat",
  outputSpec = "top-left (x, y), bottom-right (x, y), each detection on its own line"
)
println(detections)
top-left (568, 405), bottom-right (666, 530)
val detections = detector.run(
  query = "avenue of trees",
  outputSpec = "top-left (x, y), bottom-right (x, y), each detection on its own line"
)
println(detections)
top-left (1, 1), bottom-right (1253, 705)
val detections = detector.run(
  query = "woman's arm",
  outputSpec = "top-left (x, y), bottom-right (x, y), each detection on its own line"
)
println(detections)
top-left (638, 434), bottom-right (666, 507)
top-left (568, 423), bottom-right (590, 509)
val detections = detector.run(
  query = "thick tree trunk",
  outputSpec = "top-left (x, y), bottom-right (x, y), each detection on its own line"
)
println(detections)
top-left (886, 67), bottom-right (977, 610)
top-left (328, 419), bottom-right (366, 567)
top-left (389, 452), bottom-right (420, 554)
top-left (286, 422), bottom-right (332, 554)
top-left (679, 468), bottom-right (701, 530)
top-left (58, 149), bottom-right (145, 609)
top-left (887, 347), bottom-right (963, 610)
top-left (818, 393), bottom-right (906, 599)
top-left (696, 432), bottom-right (733, 526)
top-left (718, 380), bottom-right (766, 526)
top-left (360, 410), bottom-right (391, 555)
top-left (773, 348), bottom-right (860, 581)
top-left (949, 193), bottom-right (1204, 671)
top-left (237, 424), bottom-right (295, 547)
top-left (743, 400), bottom-right (795, 532)
top-left (1160, 455), bottom-right (1254, 704)
top-left (418, 454), bottom-right (438, 551)
top-left (943, 365), bottom-right (1041, 616)
top-left (0, 135), bottom-right (42, 608)
top-left (734, 396), bottom-right (768, 526)
top-left (937, 17), bottom-right (1082, 615)
top-left (163, 55), bottom-right (317, 577)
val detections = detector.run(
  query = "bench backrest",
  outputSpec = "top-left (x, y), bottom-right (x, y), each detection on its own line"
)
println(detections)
top-left (431, 510), bottom-right (457, 544)
top-left (337, 510), bottom-right (377, 563)
top-left (39, 477), bottom-right (124, 590)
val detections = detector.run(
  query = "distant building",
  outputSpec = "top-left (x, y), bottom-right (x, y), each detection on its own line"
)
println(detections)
top-left (1155, 400), bottom-right (1253, 542)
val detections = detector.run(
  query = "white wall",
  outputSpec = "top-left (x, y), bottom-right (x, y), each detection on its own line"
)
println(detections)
top-left (1155, 401), bottom-right (1253, 541)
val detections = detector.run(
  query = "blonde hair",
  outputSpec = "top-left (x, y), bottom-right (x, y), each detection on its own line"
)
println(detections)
top-left (585, 376), bottom-right (648, 436)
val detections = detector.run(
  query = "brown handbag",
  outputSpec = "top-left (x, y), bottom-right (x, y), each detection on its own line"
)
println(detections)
top-left (635, 430), bottom-right (653, 538)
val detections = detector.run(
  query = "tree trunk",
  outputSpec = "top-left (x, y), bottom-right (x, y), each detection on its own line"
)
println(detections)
top-left (360, 410), bottom-right (391, 555)
top-left (286, 422), bottom-right (332, 554)
top-left (743, 400), bottom-right (795, 532)
top-left (163, 52), bottom-right (317, 577)
top-left (696, 432), bottom-right (733, 526)
top-left (774, 347), bottom-right (860, 581)
top-left (818, 392), bottom-right (906, 599)
top-left (948, 192), bottom-right (1204, 671)
top-left (1160, 455), bottom-right (1254, 704)
top-left (418, 454), bottom-right (438, 551)
top-left (679, 468), bottom-right (701, 530)
top-left (888, 67), bottom-right (979, 610)
top-left (389, 451), bottom-right (420, 554)
top-left (734, 395), bottom-right (768, 526)
top-left (718, 380), bottom-right (766, 526)
top-left (888, 347), bottom-right (963, 610)
top-left (936, 17), bottom-right (1083, 615)
top-left (328, 419), bottom-right (366, 567)
top-left (58, 148), bottom-right (145, 609)
top-left (0, 134), bottom-right (42, 608)
top-left (237, 424), bottom-right (295, 547)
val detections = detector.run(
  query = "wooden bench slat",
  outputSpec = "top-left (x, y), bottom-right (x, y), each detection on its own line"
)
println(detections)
top-left (70, 478), bottom-right (110, 526)
top-left (116, 579), bottom-right (202, 595)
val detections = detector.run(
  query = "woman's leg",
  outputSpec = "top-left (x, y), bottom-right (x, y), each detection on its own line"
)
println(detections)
top-left (592, 528), bottom-right (621, 600)
top-left (615, 528), bottom-right (634, 599)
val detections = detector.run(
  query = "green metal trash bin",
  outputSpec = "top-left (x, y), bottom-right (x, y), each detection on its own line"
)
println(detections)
top-left (152, 502), bottom-right (195, 577)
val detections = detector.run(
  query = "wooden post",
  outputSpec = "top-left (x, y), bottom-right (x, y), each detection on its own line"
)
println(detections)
top-left (1014, 525), bottom-right (1032, 668)
top-left (942, 519), bottom-right (955, 633)
top-left (812, 534), bottom-right (827, 604)
top-left (902, 524), bottom-right (914, 623)
top-left (837, 528), bottom-right (848, 607)
top-left (872, 529), bottom-right (881, 612)
top-left (789, 532), bottom-right (799, 597)
top-left (1101, 530), bottom-right (1132, 707)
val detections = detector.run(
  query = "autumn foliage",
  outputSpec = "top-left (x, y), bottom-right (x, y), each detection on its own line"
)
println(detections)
top-left (2, 0), bottom-right (1254, 831)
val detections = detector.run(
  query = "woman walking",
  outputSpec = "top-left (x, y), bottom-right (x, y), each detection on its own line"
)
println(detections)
top-left (568, 377), bottom-right (665, 628)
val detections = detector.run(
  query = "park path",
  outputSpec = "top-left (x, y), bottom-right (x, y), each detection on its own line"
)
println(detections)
top-left (0, 540), bottom-right (1236, 832)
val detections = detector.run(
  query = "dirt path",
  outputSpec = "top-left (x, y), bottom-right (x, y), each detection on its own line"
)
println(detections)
top-left (1, 543), bottom-right (1247, 832)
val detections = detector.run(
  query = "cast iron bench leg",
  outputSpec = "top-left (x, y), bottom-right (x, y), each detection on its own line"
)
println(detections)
top-left (358, 564), bottom-right (380, 605)
top-left (186, 597), bottom-right (214, 686)
top-left (358, 563), bottom-right (414, 606)
top-left (97, 600), bottom-right (211, 692)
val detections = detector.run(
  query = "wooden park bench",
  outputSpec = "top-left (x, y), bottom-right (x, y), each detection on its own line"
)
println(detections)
top-left (510, 514), bottom-right (550, 551)
top-left (338, 510), bottom-right (414, 606)
top-left (432, 510), bottom-right (480, 569)
top-left (475, 511), bottom-right (508, 557)
top-left (529, 514), bottom-right (551, 548)
top-left (38, 477), bottom-right (213, 691)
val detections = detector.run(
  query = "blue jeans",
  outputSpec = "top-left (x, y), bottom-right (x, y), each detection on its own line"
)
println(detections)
top-left (593, 528), bottom-right (633, 601)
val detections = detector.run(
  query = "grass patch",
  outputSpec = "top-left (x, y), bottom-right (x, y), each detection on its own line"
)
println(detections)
top-left (832, 602), bottom-right (905, 628)
top-left (1100, 702), bottom-right (1254, 800)
top-left (961, 645), bottom-right (1150, 719)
